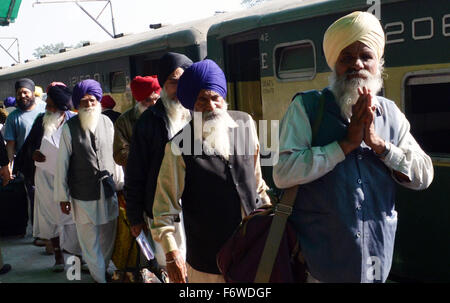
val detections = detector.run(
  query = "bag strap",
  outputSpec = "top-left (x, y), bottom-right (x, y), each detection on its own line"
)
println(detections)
top-left (254, 185), bottom-right (299, 283)
top-left (254, 90), bottom-right (326, 283)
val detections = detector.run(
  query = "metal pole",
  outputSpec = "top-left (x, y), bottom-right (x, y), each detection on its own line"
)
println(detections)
top-left (75, 1), bottom-right (114, 38)
top-left (16, 38), bottom-right (21, 62)
top-left (109, 1), bottom-right (116, 37)
top-left (0, 43), bottom-right (19, 63)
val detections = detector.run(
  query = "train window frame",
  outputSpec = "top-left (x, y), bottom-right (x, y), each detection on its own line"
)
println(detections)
top-left (402, 68), bottom-right (450, 163)
top-left (273, 40), bottom-right (316, 82)
top-left (110, 71), bottom-right (127, 93)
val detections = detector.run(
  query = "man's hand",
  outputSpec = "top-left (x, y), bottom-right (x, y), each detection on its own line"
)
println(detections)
top-left (130, 223), bottom-right (148, 238)
top-left (0, 165), bottom-right (13, 186)
top-left (32, 150), bottom-right (46, 162)
top-left (166, 250), bottom-right (187, 283)
top-left (60, 202), bottom-right (71, 215)
top-left (361, 88), bottom-right (386, 155)
top-left (339, 87), bottom-right (371, 155)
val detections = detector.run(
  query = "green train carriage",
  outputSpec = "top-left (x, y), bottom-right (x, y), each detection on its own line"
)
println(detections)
top-left (207, 0), bottom-right (450, 282)
top-left (0, 16), bottom-right (228, 113)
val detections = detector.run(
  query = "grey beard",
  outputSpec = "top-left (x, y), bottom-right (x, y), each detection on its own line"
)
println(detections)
top-left (160, 89), bottom-right (191, 137)
top-left (42, 111), bottom-right (64, 137)
top-left (329, 67), bottom-right (383, 120)
top-left (78, 102), bottom-right (101, 132)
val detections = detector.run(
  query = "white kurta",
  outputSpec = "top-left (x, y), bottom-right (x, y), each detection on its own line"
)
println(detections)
top-left (54, 123), bottom-right (119, 283)
top-left (33, 120), bottom-right (81, 255)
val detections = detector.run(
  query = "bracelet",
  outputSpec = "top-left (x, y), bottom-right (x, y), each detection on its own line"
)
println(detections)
top-left (166, 259), bottom-right (176, 264)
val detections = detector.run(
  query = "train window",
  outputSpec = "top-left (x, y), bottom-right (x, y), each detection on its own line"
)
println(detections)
top-left (274, 40), bottom-right (316, 81)
top-left (404, 72), bottom-right (450, 158)
top-left (110, 71), bottom-right (127, 93)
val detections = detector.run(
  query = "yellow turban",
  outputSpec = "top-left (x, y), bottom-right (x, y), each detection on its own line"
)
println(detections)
top-left (323, 11), bottom-right (385, 70)
top-left (34, 86), bottom-right (44, 97)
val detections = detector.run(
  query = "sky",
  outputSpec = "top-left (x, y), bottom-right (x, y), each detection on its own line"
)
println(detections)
top-left (0, 0), bottom-right (244, 66)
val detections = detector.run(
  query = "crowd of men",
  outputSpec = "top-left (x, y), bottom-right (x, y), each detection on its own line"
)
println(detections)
top-left (0, 11), bottom-right (433, 283)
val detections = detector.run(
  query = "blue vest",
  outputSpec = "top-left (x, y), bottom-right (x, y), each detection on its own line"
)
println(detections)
top-left (290, 88), bottom-right (400, 282)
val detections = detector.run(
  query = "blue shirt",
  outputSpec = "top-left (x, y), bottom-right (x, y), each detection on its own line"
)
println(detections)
top-left (273, 88), bottom-right (433, 282)
top-left (3, 102), bottom-right (46, 153)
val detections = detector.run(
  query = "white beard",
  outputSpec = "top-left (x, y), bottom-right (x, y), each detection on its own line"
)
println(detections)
top-left (78, 102), bottom-right (102, 132)
top-left (160, 89), bottom-right (191, 138)
top-left (136, 102), bottom-right (148, 116)
top-left (201, 105), bottom-right (237, 161)
top-left (42, 111), bottom-right (64, 138)
top-left (329, 65), bottom-right (383, 121)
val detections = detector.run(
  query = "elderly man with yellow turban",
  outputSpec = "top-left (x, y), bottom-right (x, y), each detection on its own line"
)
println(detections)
top-left (273, 12), bottom-right (434, 283)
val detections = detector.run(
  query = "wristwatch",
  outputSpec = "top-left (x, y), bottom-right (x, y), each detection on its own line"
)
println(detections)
top-left (376, 141), bottom-right (390, 158)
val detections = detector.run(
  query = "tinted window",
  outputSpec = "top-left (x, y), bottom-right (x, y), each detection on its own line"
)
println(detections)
top-left (275, 42), bottom-right (315, 80)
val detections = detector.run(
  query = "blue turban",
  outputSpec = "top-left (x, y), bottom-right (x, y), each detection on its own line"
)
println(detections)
top-left (72, 79), bottom-right (103, 109)
top-left (176, 59), bottom-right (227, 111)
top-left (4, 96), bottom-right (16, 107)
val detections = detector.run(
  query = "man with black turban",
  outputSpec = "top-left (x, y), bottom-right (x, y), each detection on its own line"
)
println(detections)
top-left (150, 59), bottom-right (271, 283)
top-left (124, 53), bottom-right (192, 271)
top-left (54, 79), bottom-right (123, 283)
top-left (3, 78), bottom-right (46, 228)
top-left (14, 83), bottom-right (81, 272)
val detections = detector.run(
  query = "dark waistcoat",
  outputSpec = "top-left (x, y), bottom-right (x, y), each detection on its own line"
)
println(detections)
top-left (67, 114), bottom-right (115, 201)
top-left (176, 110), bottom-right (259, 274)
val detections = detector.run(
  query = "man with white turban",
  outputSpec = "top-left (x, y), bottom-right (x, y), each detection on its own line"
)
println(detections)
top-left (54, 79), bottom-right (123, 283)
top-left (273, 11), bottom-right (434, 283)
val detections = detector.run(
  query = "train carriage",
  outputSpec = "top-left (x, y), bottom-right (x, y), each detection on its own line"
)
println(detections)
top-left (207, 0), bottom-right (450, 282)
top-left (0, 16), bottom-right (224, 113)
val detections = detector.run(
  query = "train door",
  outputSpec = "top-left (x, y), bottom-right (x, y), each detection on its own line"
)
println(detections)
top-left (390, 70), bottom-right (450, 282)
top-left (224, 35), bottom-right (262, 124)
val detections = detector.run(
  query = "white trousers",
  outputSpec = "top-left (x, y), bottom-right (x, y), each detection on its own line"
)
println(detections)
top-left (75, 218), bottom-right (117, 283)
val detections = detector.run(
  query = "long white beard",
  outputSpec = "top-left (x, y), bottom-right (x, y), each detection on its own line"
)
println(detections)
top-left (160, 89), bottom-right (191, 137)
top-left (329, 66), bottom-right (383, 121)
top-left (78, 102), bottom-right (102, 132)
top-left (42, 111), bottom-right (64, 138)
top-left (201, 106), bottom-right (237, 161)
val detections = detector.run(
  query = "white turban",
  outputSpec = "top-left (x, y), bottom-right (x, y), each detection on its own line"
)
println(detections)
top-left (323, 11), bottom-right (385, 70)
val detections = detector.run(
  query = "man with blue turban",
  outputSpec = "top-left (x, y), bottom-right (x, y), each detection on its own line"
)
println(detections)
top-left (14, 83), bottom-right (81, 272)
top-left (150, 59), bottom-right (271, 283)
top-left (54, 79), bottom-right (123, 283)
top-left (273, 11), bottom-right (433, 282)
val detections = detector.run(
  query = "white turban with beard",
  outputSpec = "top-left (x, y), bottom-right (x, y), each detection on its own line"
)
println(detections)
top-left (78, 101), bottom-right (102, 132)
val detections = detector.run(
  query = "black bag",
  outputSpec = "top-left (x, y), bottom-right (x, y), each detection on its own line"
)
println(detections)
top-left (0, 176), bottom-right (28, 237)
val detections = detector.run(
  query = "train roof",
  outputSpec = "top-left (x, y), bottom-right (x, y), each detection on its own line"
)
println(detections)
top-left (0, 15), bottom-right (226, 80)
top-left (208, 0), bottom-right (406, 39)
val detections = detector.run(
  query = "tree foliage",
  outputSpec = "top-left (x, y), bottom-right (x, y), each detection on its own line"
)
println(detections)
top-left (32, 40), bottom-right (90, 59)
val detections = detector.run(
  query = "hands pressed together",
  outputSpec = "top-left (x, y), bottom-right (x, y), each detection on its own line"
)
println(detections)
top-left (339, 87), bottom-right (386, 156)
